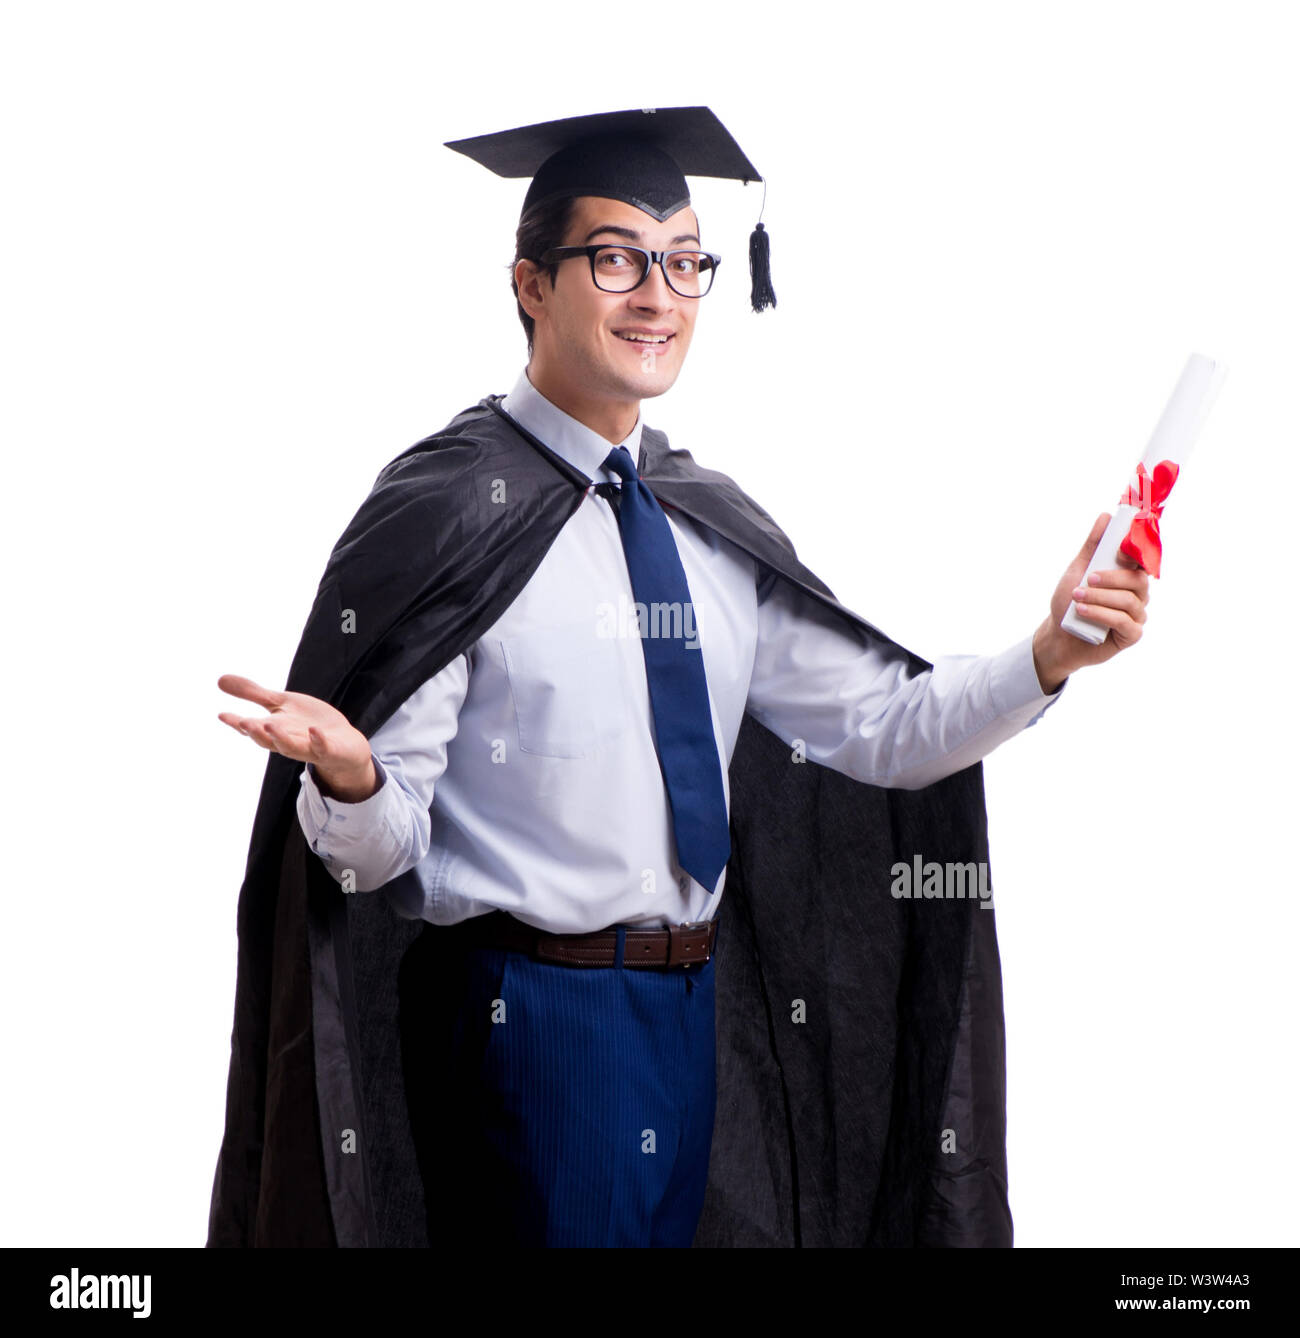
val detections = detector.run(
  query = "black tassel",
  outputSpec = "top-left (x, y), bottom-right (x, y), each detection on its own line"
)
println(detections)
top-left (748, 221), bottom-right (776, 312)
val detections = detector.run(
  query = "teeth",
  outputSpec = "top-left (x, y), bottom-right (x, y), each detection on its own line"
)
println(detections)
top-left (617, 332), bottom-right (669, 343)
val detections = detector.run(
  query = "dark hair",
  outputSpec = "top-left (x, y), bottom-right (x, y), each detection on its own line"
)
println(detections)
top-left (509, 195), bottom-right (578, 359)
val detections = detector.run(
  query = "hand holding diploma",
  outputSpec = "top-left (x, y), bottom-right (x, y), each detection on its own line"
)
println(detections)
top-left (1031, 515), bottom-right (1150, 693)
top-left (1029, 353), bottom-right (1225, 693)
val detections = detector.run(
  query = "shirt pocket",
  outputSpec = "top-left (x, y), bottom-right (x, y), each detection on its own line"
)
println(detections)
top-left (500, 622), bottom-right (628, 759)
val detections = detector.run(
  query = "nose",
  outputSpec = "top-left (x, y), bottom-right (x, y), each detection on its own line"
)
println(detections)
top-left (629, 260), bottom-right (676, 312)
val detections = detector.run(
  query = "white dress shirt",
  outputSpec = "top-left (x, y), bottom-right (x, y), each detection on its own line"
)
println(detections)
top-left (295, 368), bottom-right (1065, 934)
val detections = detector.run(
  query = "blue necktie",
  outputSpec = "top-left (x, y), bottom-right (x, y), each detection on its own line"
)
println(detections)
top-left (601, 445), bottom-right (731, 892)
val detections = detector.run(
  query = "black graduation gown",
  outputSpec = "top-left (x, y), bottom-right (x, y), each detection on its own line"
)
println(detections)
top-left (205, 396), bottom-right (1013, 1248)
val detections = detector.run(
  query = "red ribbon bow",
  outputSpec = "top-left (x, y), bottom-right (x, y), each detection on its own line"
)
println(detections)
top-left (1118, 458), bottom-right (1179, 577)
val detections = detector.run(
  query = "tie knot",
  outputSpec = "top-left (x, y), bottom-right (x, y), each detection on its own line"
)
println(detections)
top-left (602, 446), bottom-right (637, 484)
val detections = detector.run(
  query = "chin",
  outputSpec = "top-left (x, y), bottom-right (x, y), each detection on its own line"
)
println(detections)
top-left (630, 373), bottom-right (676, 399)
top-left (605, 356), bottom-right (684, 400)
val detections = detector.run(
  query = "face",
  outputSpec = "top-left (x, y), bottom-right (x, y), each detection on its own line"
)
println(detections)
top-left (516, 196), bottom-right (703, 409)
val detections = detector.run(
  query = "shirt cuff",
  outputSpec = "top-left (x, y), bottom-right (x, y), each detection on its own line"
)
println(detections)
top-left (988, 634), bottom-right (1067, 721)
top-left (301, 754), bottom-right (389, 824)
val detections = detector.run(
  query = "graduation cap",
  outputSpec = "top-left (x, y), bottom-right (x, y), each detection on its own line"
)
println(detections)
top-left (444, 106), bottom-right (775, 313)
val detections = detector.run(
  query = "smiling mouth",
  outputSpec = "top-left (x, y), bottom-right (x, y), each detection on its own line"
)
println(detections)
top-left (615, 332), bottom-right (674, 348)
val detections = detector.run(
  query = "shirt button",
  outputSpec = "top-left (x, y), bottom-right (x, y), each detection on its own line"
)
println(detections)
top-left (679, 874), bottom-right (689, 892)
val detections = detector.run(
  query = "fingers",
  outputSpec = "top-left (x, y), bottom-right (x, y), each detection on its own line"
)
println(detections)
top-left (217, 676), bottom-right (295, 755)
top-left (218, 702), bottom-right (335, 768)
top-left (1067, 599), bottom-right (1144, 646)
top-left (1071, 566), bottom-right (1148, 642)
top-left (217, 674), bottom-right (286, 711)
top-left (217, 709), bottom-right (293, 757)
top-left (1080, 566), bottom-right (1149, 610)
top-left (218, 711), bottom-right (279, 750)
top-left (1071, 586), bottom-right (1147, 624)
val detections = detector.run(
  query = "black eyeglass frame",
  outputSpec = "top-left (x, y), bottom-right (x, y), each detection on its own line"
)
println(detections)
top-left (538, 245), bottom-right (722, 298)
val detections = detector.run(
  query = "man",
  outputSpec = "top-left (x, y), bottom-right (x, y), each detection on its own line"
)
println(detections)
top-left (208, 108), bottom-right (1148, 1249)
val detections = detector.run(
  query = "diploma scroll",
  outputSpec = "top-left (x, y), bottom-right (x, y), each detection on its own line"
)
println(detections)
top-left (1061, 352), bottom-right (1227, 645)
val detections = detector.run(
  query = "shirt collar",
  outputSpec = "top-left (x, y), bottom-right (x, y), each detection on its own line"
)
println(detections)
top-left (501, 367), bottom-right (643, 481)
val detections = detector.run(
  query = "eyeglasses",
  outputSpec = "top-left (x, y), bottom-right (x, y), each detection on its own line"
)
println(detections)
top-left (539, 245), bottom-right (721, 298)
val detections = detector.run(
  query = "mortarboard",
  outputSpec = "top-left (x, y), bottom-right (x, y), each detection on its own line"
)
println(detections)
top-left (444, 106), bottom-right (775, 313)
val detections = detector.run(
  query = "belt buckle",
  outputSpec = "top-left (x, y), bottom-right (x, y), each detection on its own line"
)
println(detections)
top-left (667, 920), bottom-right (712, 969)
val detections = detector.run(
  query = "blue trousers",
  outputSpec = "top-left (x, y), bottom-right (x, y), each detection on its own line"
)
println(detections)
top-left (399, 921), bottom-right (718, 1248)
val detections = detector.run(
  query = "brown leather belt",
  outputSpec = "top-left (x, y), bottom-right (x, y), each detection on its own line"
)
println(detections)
top-left (439, 909), bottom-right (717, 970)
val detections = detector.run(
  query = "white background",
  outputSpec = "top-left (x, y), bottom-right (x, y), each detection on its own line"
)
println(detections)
top-left (2, 0), bottom-right (1293, 1249)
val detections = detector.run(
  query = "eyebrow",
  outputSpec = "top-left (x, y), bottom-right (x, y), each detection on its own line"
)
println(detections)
top-left (582, 223), bottom-right (702, 246)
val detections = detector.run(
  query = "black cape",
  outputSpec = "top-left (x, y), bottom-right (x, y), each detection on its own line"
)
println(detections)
top-left (206, 396), bottom-right (1013, 1248)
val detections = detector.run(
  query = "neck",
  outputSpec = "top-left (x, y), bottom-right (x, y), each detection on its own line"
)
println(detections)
top-left (524, 360), bottom-right (639, 445)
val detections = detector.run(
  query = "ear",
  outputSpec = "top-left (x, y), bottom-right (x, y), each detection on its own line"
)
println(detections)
top-left (514, 257), bottom-right (551, 324)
